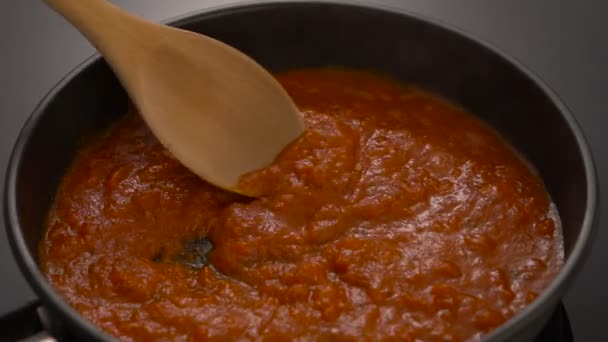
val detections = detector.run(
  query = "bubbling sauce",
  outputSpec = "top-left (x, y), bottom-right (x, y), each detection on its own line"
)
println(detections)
top-left (41, 69), bottom-right (563, 341)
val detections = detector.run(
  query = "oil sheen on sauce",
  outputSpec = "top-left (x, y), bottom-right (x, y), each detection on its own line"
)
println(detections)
top-left (40, 68), bottom-right (564, 341)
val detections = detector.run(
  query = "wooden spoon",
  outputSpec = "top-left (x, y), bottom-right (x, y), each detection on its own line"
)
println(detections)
top-left (43, 0), bottom-right (305, 194)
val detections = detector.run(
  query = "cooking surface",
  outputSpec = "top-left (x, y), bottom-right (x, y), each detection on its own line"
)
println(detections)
top-left (0, 0), bottom-right (606, 341)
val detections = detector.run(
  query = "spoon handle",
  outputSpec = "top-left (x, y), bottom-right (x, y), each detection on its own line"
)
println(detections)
top-left (43, 0), bottom-right (155, 68)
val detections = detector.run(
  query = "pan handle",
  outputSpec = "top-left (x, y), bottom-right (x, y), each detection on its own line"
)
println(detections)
top-left (0, 301), bottom-right (57, 342)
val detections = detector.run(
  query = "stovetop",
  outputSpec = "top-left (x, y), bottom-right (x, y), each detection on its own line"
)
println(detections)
top-left (537, 304), bottom-right (573, 342)
top-left (1, 0), bottom-right (606, 341)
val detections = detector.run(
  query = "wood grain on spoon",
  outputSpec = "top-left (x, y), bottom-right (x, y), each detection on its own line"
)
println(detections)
top-left (43, 0), bottom-right (305, 194)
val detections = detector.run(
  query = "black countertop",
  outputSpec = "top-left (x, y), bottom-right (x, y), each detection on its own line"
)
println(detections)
top-left (1, 0), bottom-right (606, 340)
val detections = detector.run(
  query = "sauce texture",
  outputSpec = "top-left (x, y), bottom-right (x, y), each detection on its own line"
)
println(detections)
top-left (41, 69), bottom-right (563, 341)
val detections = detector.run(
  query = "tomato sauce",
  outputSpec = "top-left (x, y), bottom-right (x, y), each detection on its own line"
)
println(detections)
top-left (40, 68), bottom-right (563, 341)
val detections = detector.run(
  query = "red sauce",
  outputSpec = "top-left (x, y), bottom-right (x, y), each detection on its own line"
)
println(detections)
top-left (41, 68), bottom-right (563, 341)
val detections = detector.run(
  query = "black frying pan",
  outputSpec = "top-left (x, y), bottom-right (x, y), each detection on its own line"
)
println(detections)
top-left (2, 2), bottom-right (598, 341)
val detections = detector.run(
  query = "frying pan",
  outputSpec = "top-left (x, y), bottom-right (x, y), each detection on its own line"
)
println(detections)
top-left (2, 1), bottom-right (598, 341)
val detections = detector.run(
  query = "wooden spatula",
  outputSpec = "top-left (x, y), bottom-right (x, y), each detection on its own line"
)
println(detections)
top-left (43, 0), bottom-right (305, 194)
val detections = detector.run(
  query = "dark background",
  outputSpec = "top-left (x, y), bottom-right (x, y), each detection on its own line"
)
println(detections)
top-left (1, 0), bottom-right (606, 340)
